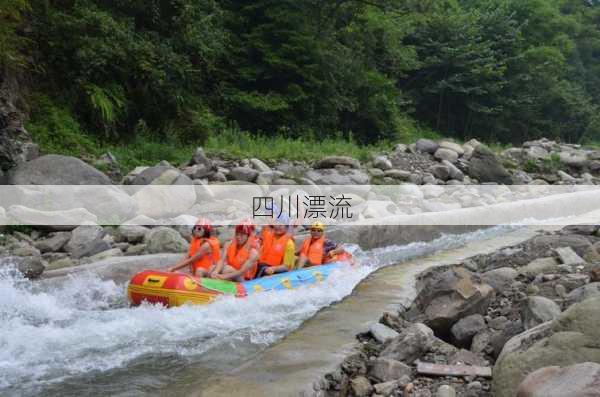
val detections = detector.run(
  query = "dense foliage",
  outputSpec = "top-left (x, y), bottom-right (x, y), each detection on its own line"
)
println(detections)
top-left (6, 0), bottom-right (600, 145)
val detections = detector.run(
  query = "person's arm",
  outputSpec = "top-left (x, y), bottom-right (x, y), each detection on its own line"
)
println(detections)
top-left (169, 243), bottom-right (210, 272)
top-left (210, 243), bottom-right (228, 277)
top-left (327, 244), bottom-right (344, 258)
top-left (216, 248), bottom-right (259, 280)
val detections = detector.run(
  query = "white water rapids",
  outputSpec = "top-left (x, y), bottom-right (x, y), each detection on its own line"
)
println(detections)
top-left (0, 226), bottom-right (514, 396)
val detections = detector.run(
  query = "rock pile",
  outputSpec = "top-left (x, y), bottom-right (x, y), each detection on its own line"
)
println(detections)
top-left (313, 225), bottom-right (600, 397)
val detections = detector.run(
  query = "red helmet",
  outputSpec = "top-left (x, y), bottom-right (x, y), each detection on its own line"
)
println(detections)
top-left (234, 220), bottom-right (255, 235)
top-left (194, 218), bottom-right (212, 233)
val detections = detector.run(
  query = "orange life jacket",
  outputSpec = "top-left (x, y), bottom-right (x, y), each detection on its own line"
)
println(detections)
top-left (258, 227), bottom-right (275, 263)
top-left (226, 235), bottom-right (258, 280)
top-left (260, 232), bottom-right (292, 266)
top-left (300, 236), bottom-right (325, 265)
top-left (188, 237), bottom-right (221, 273)
top-left (324, 250), bottom-right (353, 264)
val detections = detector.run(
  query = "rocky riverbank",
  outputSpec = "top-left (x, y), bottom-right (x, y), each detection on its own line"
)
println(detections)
top-left (1, 136), bottom-right (600, 278)
top-left (312, 225), bottom-right (600, 397)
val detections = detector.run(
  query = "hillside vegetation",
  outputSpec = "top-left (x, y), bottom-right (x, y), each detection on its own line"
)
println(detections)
top-left (2, 0), bottom-right (600, 156)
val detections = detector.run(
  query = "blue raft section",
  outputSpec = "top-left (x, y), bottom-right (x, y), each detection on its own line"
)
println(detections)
top-left (241, 262), bottom-right (348, 295)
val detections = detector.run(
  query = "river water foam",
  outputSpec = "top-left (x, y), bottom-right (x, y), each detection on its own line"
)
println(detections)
top-left (0, 226), bottom-right (513, 396)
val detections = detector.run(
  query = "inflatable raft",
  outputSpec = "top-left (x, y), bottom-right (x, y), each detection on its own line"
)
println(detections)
top-left (127, 262), bottom-right (349, 307)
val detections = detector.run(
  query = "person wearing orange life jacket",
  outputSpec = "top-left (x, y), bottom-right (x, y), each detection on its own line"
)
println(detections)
top-left (256, 215), bottom-right (296, 278)
top-left (167, 218), bottom-right (221, 277)
top-left (210, 221), bottom-right (259, 282)
top-left (297, 222), bottom-right (347, 268)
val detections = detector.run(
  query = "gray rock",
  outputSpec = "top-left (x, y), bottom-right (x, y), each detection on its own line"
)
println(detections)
top-left (374, 380), bottom-right (402, 396)
top-left (304, 168), bottom-right (369, 185)
top-left (482, 267), bottom-right (518, 292)
top-left (144, 227), bottom-right (188, 253)
top-left (370, 322), bottom-right (400, 344)
top-left (369, 358), bottom-right (412, 383)
top-left (523, 296), bottom-right (561, 330)
top-left (7, 154), bottom-right (111, 185)
top-left (182, 164), bottom-right (212, 179)
top-left (314, 156), bottom-right (361, 169)
top-left (188, 147), bottom-right (212, 168)
top-left (519, 258), bottom-right (559, 278)
top-left (131, 166), bottom-right (192, 185)
top-left (450, 314), bottom-right (487, 347)
top-left (381, 323), bottom-right (434, 363)
top-left (493, 297), bottom-right (600, 397)
top-left (383, 169), bottom-right (412, 180)
top-left (416, 139), bottom-right (439, 154)
top-left (65, 225), bottom-right (111, 259)
top-left (115, 225), bottom-right (149, 244)
top-left (435, 385), bottom-right (456, 397)
top-left (529, 235), bottom-right (592, 257)
top-left (429, 165), bottom-right (450, 181)
top-left (125, 244), bottom-right (147, 256)
top-left (565, 283), bottom-right (600, 305)
top-left (442, 160), bottom-right (464, 181)
top-left (439, 141), bottom-right (464, 156)
top-left (559, 151), bottom-right (588, 168)
top-left (45, 257), bottom-right (76, 271)
top-left (34, 232), bottom-right (71, 253)
top-left (249, 158), bottom-right (271, 173)
top-left (467, 145), bottom-right (513, 184)
top-left (227, 167), bottom-right (260, 182)
top-left (516, 362), bottom-right (600, 397)
top-left (373, 156), bottom-right (393, 171)
top-left (350, 376), bottom-right (373, 397)
top-left (555, 247), bottom-right (585, 266)
top-left (526, 146), bottom-right (551, 161)
top-left (0, 255), bottom-right (45, 278)
top-left (557, 170), bottom-right (577, 183)
top-left (409, 267), bottom-right (495, 336)
top-left (434, 148), bottom-right (459, 163)
top-left (10, 241), bottom-right (40, 257)
top-left (85, 248), bottom-right (123, 262)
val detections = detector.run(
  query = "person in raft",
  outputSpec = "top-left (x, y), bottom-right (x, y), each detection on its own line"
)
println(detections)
top-left (255, 215), bottom-right (296, 278)
top-left (167, 218), bottom-right (220, 277)
top-left (210, 221), bottom-right (259, 282)
top-left (296, 222), bottom-right (351, 268)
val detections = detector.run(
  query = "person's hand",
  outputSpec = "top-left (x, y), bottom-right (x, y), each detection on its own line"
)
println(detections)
top-left (265, 267), bottom-right (275, 275)
top-left (167, 267), bottom-right (175, 272)
top-left (214, 273), bottom-right (226, 280)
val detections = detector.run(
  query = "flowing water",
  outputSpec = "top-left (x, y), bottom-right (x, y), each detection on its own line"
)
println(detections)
top-left (1, 225), bottom-right (546, 396)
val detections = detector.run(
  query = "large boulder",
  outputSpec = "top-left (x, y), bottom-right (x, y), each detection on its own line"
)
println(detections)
top-left (314, 156), bottom-right (361, 169)
top-left (408, 267), bottom-right (495, 337)
top-left (115, 225), bottom-right (149, 244)
top-left (518, 257), bottom-right (559, 278)
top-left (416, 139), bottom-right (439, 154)
top-left (7, 155), bottom-right (111, 185)
top-left (528, 235), bottom-right (592, 257)
top-left (304, 168), bottom-right (369, 185)
top-left (467, 145), bottom-right (513, 184)
top-left (144, 227), bottom-right (188, 253)
top-left (434, 148), bottom-right (459, 163)
top-left (0, 255), bottom-right (44, 278)
top-left (493, 297), bottom-right (600, 397)
top-left (439, 141), bottom-right (465, 156)
top-left (516, 362), bottom-right (600, 397)
top-left (64, 225), bottom-right (111, 259)
top-left (227, 166), bottom-right (259, 182)
top-left (565, 283), bottom-right (600, 306)
top-left (34, 232), bottom-right (71, 253)
top-left (188, 147), bottom-right (212, 168)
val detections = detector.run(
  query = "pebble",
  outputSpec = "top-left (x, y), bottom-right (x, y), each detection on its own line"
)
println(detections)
top-left (555, 284), bottom-right (567, 298)
top-left (526, 284), bottom-right (540, 295)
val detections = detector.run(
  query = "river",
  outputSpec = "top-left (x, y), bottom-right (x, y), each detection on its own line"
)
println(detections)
top-left (1, 225), bottom-right (542, 396)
